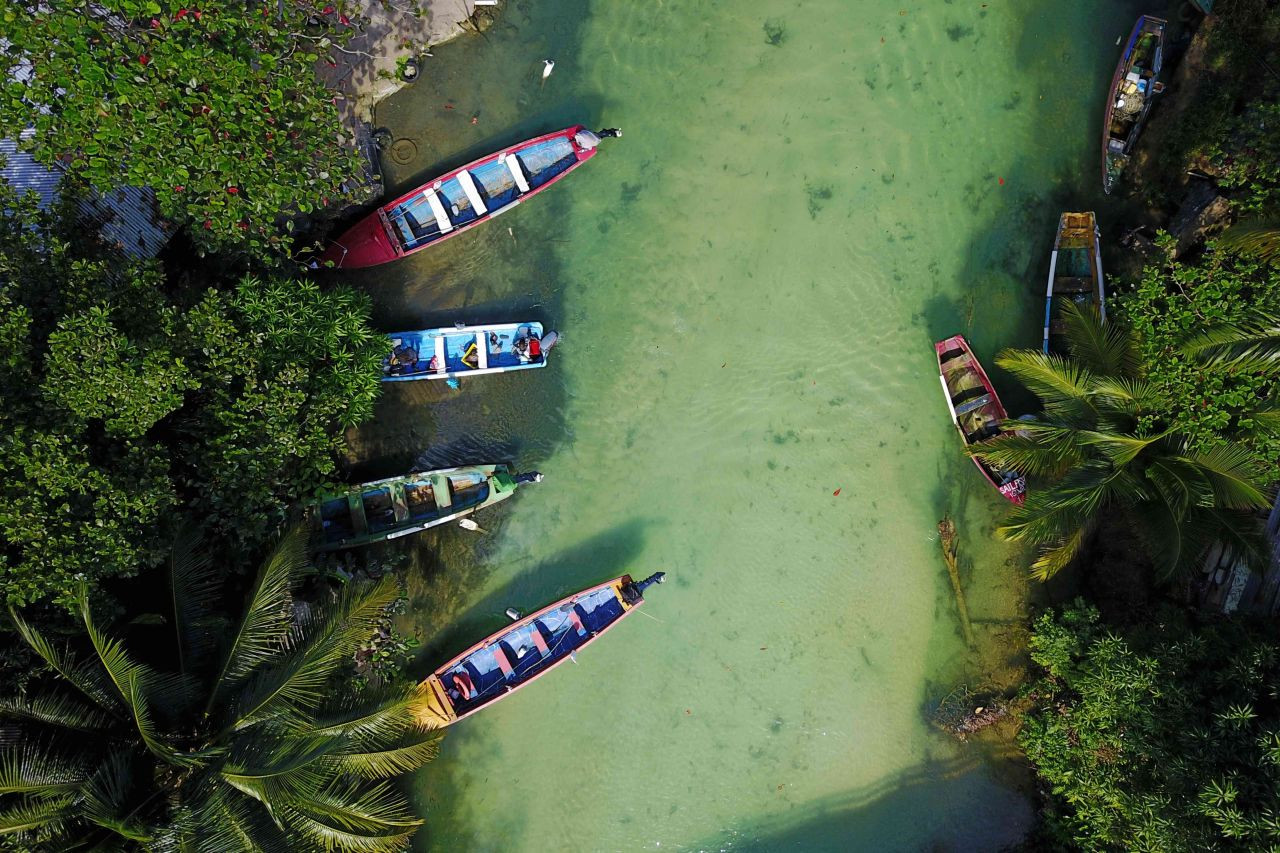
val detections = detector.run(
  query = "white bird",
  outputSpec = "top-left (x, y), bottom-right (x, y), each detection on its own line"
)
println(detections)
top-left (541, 59), bottom-right (555, 81)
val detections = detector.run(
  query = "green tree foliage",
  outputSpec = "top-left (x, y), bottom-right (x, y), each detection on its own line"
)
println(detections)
top-left (0, 0), bottom-right (362, 255)
top-left (1220, 220), bottom-right (1280, 264)
top-left (0, 529), bottom-right (441, 851)
top-left (976, 301), bottom-right (1272, 581)
top-left (1122, 239), bottom-right (1280, 466)
top-left (1022, 602), bottom-right (1280, 852)
top-left (0, 185), bottom-right (386, 606)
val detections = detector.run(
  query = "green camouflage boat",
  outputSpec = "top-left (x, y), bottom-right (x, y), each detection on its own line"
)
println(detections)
top-left (309, 464), bottom-right (543, 550)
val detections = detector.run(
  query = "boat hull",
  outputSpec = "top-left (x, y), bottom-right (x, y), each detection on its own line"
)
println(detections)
top-left (1042, 212), bottom-right (1106, 354)
top-left (308, 464), bottom-right (523, 550)
top-left (414, 575), bottom-right (651, 728)
top-left (1102, 16), bottom-right (1166, 194)
top-left (322, 126), bottom-right (600, 269)
top-left (935, 335), bottom-right (1026, 504)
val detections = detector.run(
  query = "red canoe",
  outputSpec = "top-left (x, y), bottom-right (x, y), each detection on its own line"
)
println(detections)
top-left (935, 335), bottom-right (1027, 505)
top-left (321, 125), bottom-right (617, 269)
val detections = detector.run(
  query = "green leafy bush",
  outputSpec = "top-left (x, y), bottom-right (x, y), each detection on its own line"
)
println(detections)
top-left (0, 184), bottom-right (385, 606)
top-left (0, 0), bottom-right (362, 256)
top-left (1120, 237), bottom-right (1280, 465)
top-left (1022, 602), bottom-right (1280, 851)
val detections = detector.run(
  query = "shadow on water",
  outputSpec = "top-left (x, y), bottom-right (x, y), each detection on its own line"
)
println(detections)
top-left (680, 754), bottom-right (1032, 852)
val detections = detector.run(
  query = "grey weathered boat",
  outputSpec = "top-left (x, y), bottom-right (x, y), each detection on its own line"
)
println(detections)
top-left (309, 464), bottom-right (542, 550)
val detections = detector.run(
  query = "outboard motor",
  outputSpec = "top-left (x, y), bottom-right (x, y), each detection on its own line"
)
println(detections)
top-left (513, 471), bottom-right (544, 485)
top-left (620, 571), bottom-right (666, 606)
top-left (539, 330), bottom-right (559, 353)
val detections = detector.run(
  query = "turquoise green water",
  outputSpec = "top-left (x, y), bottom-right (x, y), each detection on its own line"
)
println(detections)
top-left (341, 1), bottom-right (1151, 849)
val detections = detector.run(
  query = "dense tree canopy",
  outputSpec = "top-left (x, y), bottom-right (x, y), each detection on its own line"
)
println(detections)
top-left (0, 0), bottom-right (362, 255)
top-left (0, 529), bottom-right (440, 851)
top-left (0, 184), bottom-right (386, 606)
top-left (1121, 239), bottom-right (1280, 466)
top-left (1022, 602), bottom-right (1280, 852)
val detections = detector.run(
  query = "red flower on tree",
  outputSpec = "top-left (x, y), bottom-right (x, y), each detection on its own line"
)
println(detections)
top-left (138, 54), bottom-right (150, 65)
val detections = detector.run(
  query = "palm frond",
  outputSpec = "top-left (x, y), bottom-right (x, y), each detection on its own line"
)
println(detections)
top-left (0, 743), bottom-right (87, 794)
top-left (279, 780), bottom-right (421, 852)
top-left (223, 576), bottom-right (399, 733)
top-left (1061, 299), bottom-right (1139, 377)
top-left (994, 349), bottom-right (1095, 416)
top-left (1090, 375), bottom-right (1161, 415)
top-left (169, 526), bottom-right (221, 677)
top-left (127, 674), bottom-right (209, 769)
top-left (1184, 443), bottom-right (1272, 511)
top-left (1144, 456), bottom-right (1211, 520)
top-left (174, 788), bottom-right (292, 853)
top-left (0, 793), bottom-right (75, 834)
top-left (971, 422), bottom-right (1085, 477)
top-left (0, 690), bottom-right (115, 733)
top-left (79, 750), bottom-right (154, 843)
top-left (1078, 429), bottom-right (1165, 467)
top-left (8, 608), bottom-right (123, 717)
top-left (1217, 219), bottom-right (1280, 263)
top-left (1029, 523), bottom-right (1095, 582)
top-left (1130, 500), bottom-right (1194, 582)
top-left (1180, 313), bottom-right (1280, 374)
top-left (308, 685), bottom-right (429, 741)
top-left (328, 730), bottom-right (443, 779)
top-left (206, 527), bottom-right (308, 715)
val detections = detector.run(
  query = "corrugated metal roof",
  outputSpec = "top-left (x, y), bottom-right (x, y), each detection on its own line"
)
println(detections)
top-left (2, 135), bottom-right (172, 259)
top-left (0, 135), bottom-right (62, 211)
top-left (77, 185), bottom-right (171, 259)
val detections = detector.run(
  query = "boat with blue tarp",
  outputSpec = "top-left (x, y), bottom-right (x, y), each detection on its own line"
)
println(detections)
top-left (1042, 212), bottom-right (1106, 354)
top-left (321, 125), bottom-right (621, 269)
top-left (383, 322), bottom-right (559, 382)
top-left (1103, 16), bottom-right (1167, 194)
top-left (413, 572), bottom-right (666, 728)
top-left (308, 464), bottom-right (542, 550)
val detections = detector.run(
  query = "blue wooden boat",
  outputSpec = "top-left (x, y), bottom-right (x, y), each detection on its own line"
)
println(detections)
top-left (1042, 212), bottom-right (1106, 354)
top-left (413, 572), bottom-right (667, 727)
top-left (383, 322), bottom-right (559, 382)
top-left (1103, 16), bottom-right (1167, 194)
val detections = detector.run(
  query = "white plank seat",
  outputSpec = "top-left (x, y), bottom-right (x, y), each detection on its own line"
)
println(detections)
top-left (503, 153), bottom-right (531, 194)
top-left (423, 188), bottom-right (454, 234)
top-left (456, 170), bottom-right (488, 215)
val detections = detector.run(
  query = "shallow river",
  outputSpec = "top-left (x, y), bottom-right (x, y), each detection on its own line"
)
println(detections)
top-left (339, 0), bottom-right (1150, 849)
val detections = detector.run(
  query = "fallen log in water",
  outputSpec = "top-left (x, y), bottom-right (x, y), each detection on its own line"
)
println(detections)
top-left (938, 516), bottom-right (975, 648)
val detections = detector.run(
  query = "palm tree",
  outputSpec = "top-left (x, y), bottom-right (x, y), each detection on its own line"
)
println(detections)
top-left (974, 301), bottom-right (1273, 581)
top-left (0, 527), bottom-right (441, 851)
top-left (1218, 219), bottom-right (1280, 264)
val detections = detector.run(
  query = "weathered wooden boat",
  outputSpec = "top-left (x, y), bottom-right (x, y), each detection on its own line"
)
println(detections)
top-left (413, 572), bottom-right (666, 728)
top-left (935, 335), bottom-right (1026, 505)
top-left (1103, 16), bottom-right (1167, 194)
top-left (309, 464), bottom-right (542, 550)
top-left (321, 126), bottom-right (621, 269)
top-left (383, 322), bottom-right (559, 382)
top-left (1042, 212), bottom-right (1106, 354)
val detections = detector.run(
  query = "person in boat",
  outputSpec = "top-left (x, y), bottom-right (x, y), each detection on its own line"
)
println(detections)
top-left (513, 336), bottom-right (530, 364)
top-left (387, 342), bottom-right (418, 374)
top-left (462, 342), bottom-right (480, 369)
top-left (449, 670), bottom-right (478, 702)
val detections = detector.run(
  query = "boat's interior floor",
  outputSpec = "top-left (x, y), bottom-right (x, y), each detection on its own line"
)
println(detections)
top-left (388, 136), bottom-right (579, 251)
top-left (445, 586), bottom-right (624, 714)
top-left (386, 325), bottom-right (544, 377)
top-left (317, 471), bottom-right (490, 544)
